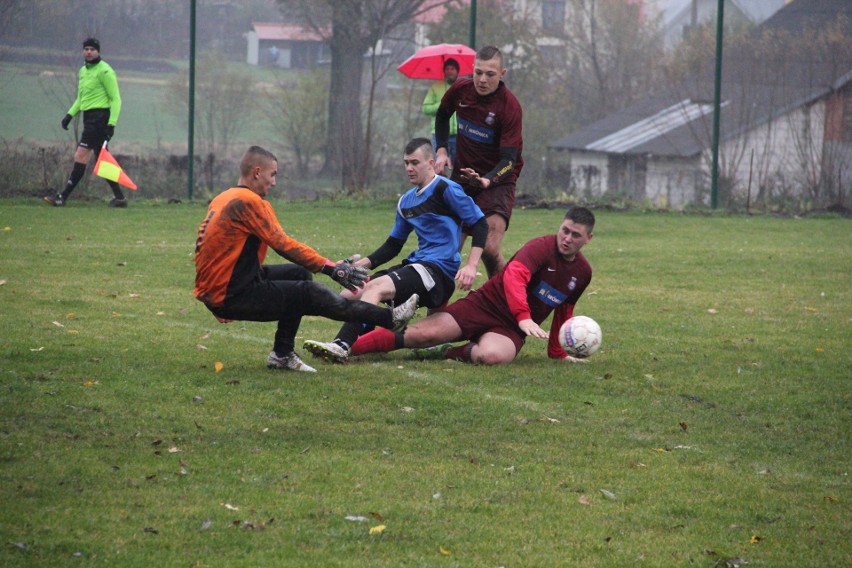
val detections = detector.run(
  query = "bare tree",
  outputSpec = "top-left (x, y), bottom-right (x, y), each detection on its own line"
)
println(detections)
top-left (275, 0), bottom-right (439, 193)
top-left (261, 71), bottom-right (329, 178)
top-left (167, 53), bottom-right (255, 193)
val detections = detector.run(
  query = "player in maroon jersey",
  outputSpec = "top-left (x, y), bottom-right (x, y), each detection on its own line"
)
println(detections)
top-left (434, 45), bottom-right (524, 279)
top-left (347, 207), bottom-right (595, 365)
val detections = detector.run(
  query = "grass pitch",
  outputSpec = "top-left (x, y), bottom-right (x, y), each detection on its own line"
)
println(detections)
top-left (0, 199), bottom-right (849, 566)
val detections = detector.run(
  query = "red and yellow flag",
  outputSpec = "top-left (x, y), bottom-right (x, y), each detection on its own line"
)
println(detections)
top-left (94, 147), bottom-right (137, 190)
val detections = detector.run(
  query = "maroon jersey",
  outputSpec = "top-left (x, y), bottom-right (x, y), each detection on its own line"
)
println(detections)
top-left (439, 79), bottom-right (524, 186)
top-left (466, 234), bottom-right (592, 357)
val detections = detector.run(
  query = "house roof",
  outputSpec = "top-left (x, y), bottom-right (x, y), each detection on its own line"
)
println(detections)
top-left (251, 22), bottom-right (324, 42)
top-left (661, 0), bottom-right (784, 28)
top-left (550, 0), bottom-right (852, 157)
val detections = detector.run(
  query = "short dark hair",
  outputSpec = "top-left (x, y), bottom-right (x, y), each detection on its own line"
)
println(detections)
top-left (240, 145), bottom-right (277, 177)
top-left (565, 206), bottom-right (595, 233)
top-left (444, 58), bottom-right (460, 71)
top-left (404, 137), bottom-right (433, 158)
top-left (476, 45), bottom-right (503, 67)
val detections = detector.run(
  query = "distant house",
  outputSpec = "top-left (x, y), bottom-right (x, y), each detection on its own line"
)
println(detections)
top-left (549, 0), bottom-right (852, 208)
top-left (648, 0), bottom-right (786, 50)
top-left (246, 22), bottom-right (329, 69)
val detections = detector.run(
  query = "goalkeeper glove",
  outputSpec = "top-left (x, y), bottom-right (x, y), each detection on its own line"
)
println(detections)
top-left (323, 260), bottom-right (369, 291)
top-left (105, 125), bottom-right (114, 140)
top-left (61, 114), bottom-right (72, 130)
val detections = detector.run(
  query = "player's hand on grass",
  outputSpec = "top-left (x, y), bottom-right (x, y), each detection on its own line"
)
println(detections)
top-left (61, 114), bottom-right (72, 130)
top-left (560, 354), bottom-right (590, 364)
top-left (328, 260), bottom-right (369, 291)
top-left (518, 318), bottom-right (548, 339)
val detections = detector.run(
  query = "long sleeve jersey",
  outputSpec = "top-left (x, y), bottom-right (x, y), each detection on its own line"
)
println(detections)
top-left (67, 59), bottom-right (122, 126)
top-left (194, 187), bottom-right (329, 307)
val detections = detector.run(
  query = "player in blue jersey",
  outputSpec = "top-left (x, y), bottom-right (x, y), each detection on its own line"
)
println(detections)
top-left (304, 137), bottom-right (487, 364)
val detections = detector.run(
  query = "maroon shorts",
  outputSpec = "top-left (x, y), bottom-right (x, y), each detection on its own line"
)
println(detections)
top-left (468, 181), bottom-right (516, 229)
top-left (439, 289), bottom-right (525, 354)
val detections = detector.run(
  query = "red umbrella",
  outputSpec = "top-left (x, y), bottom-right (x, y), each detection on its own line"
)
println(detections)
top-left (397, 43), bottom-right (476, 80)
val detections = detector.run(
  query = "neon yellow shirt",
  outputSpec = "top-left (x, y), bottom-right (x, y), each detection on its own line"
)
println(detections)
top-left (67, 59), bottom-right (122, 126)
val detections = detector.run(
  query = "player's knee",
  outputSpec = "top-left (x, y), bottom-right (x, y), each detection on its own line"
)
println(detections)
top-left (472, 345), bottom-right (514, 366)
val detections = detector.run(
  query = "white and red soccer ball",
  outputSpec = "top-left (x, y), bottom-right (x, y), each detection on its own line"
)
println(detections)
top-left (558, 316), bottom-right (602, 358)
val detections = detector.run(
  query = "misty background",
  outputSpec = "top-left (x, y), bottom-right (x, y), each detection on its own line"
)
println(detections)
top-left (0, 0), bottom-right (849, 212)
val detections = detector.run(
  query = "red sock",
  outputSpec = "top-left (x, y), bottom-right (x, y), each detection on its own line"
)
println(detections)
top-left (351, 328), bottom-right (397, 356)
top-left (445, 343), bottom-right (474, 363)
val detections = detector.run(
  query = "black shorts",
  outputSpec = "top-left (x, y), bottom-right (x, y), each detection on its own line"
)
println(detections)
top-left (78, 108), bottom-right (111, 153)
top-left (374, 262), bottom-right (454, 309)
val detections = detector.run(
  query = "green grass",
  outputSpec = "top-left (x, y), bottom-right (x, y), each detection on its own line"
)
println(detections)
top-left (0, 61), bottom-right (302, 148)
top-left (0, 200), bottom-right (850, 566)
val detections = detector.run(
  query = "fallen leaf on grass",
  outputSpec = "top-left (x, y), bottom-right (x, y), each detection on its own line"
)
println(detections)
top-left (196, 344), bottom-right (208, 350)
top-left (214, 361), bottom-right (224, 373)
top-left (200, 519), bottom-right (212, 530)
top-left (707, 308), bottom-right (718, 314)
top-left (578, 495), bottom-right (590, 505)
top-left (400, 406), bottom-right (414, 413)
top-left (129, 293), bottom-right (142, 298)
top-left (369, 512), bottom-right (383, 520)
top-left (221, 502), bottom-right (240, 511)
top-left (142, 527), bottom-right (159, 534)
top-left (599, 489), bottom-right (617, 500)
top-left (439, 546), bottom-right (451, 555)
top-left (750, 535), bottom-right (762, 544)
top-left (369, 525), bottom-right (386, 535)
top-left (345, 515), bottom-right (369, 522)
top-left (168, 447), bottom-right (181, 453)
top-left (30, 347), bottom-right (44, 352)
top-left (52, 321), bottom-right (65, 328)
top-left (679, 421), bottom-right (689, 431)
top-left (82, 380), bottom-right (98, 387)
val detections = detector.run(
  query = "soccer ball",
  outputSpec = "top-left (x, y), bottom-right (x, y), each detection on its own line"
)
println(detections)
top-left (558, 316), bottom-right (602, 358)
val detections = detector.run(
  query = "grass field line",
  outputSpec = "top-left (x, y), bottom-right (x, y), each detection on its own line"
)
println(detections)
top-left (166, 315), bottom-right (558, 415)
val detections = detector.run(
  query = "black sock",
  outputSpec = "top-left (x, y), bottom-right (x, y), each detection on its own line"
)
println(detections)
top-left (108, 181), bottom-right (124, 200)
top-left (61, 162), bottom-right (86, 200)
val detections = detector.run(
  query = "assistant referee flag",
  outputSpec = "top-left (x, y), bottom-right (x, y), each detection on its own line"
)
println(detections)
top-left (94, 145), bottom-right (137, 190)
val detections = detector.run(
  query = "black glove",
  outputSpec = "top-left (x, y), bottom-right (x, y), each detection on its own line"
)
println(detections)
top-left (105, 125), bottom-right (114, 140)
top-left (61, 114), bottom-right (72, 130)
top-left (324, 260), bottom-right (369, 291)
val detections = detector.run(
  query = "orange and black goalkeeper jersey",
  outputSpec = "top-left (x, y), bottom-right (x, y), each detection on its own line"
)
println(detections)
top-left (194, 186), bottom-right (328, 306)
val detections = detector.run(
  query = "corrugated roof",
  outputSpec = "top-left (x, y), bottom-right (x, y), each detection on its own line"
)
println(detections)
top-left (550, 0), bottom-right (852, 157)
top-left (586, 99), bottom-right (715, 153)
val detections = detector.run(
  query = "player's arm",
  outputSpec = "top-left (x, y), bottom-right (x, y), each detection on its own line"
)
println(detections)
top-left (547, 302), bottom-right (586, 362)
top-left (482, 146), bottom-right (519, 188)
top-left (365, 236), bottom-right (406, 270)
top-left (502, 260), bottom-right (548, 338)
top-left (456, 216), bottom-right (487, 289)
top-left (102, 67), bottom-right (122, 125)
